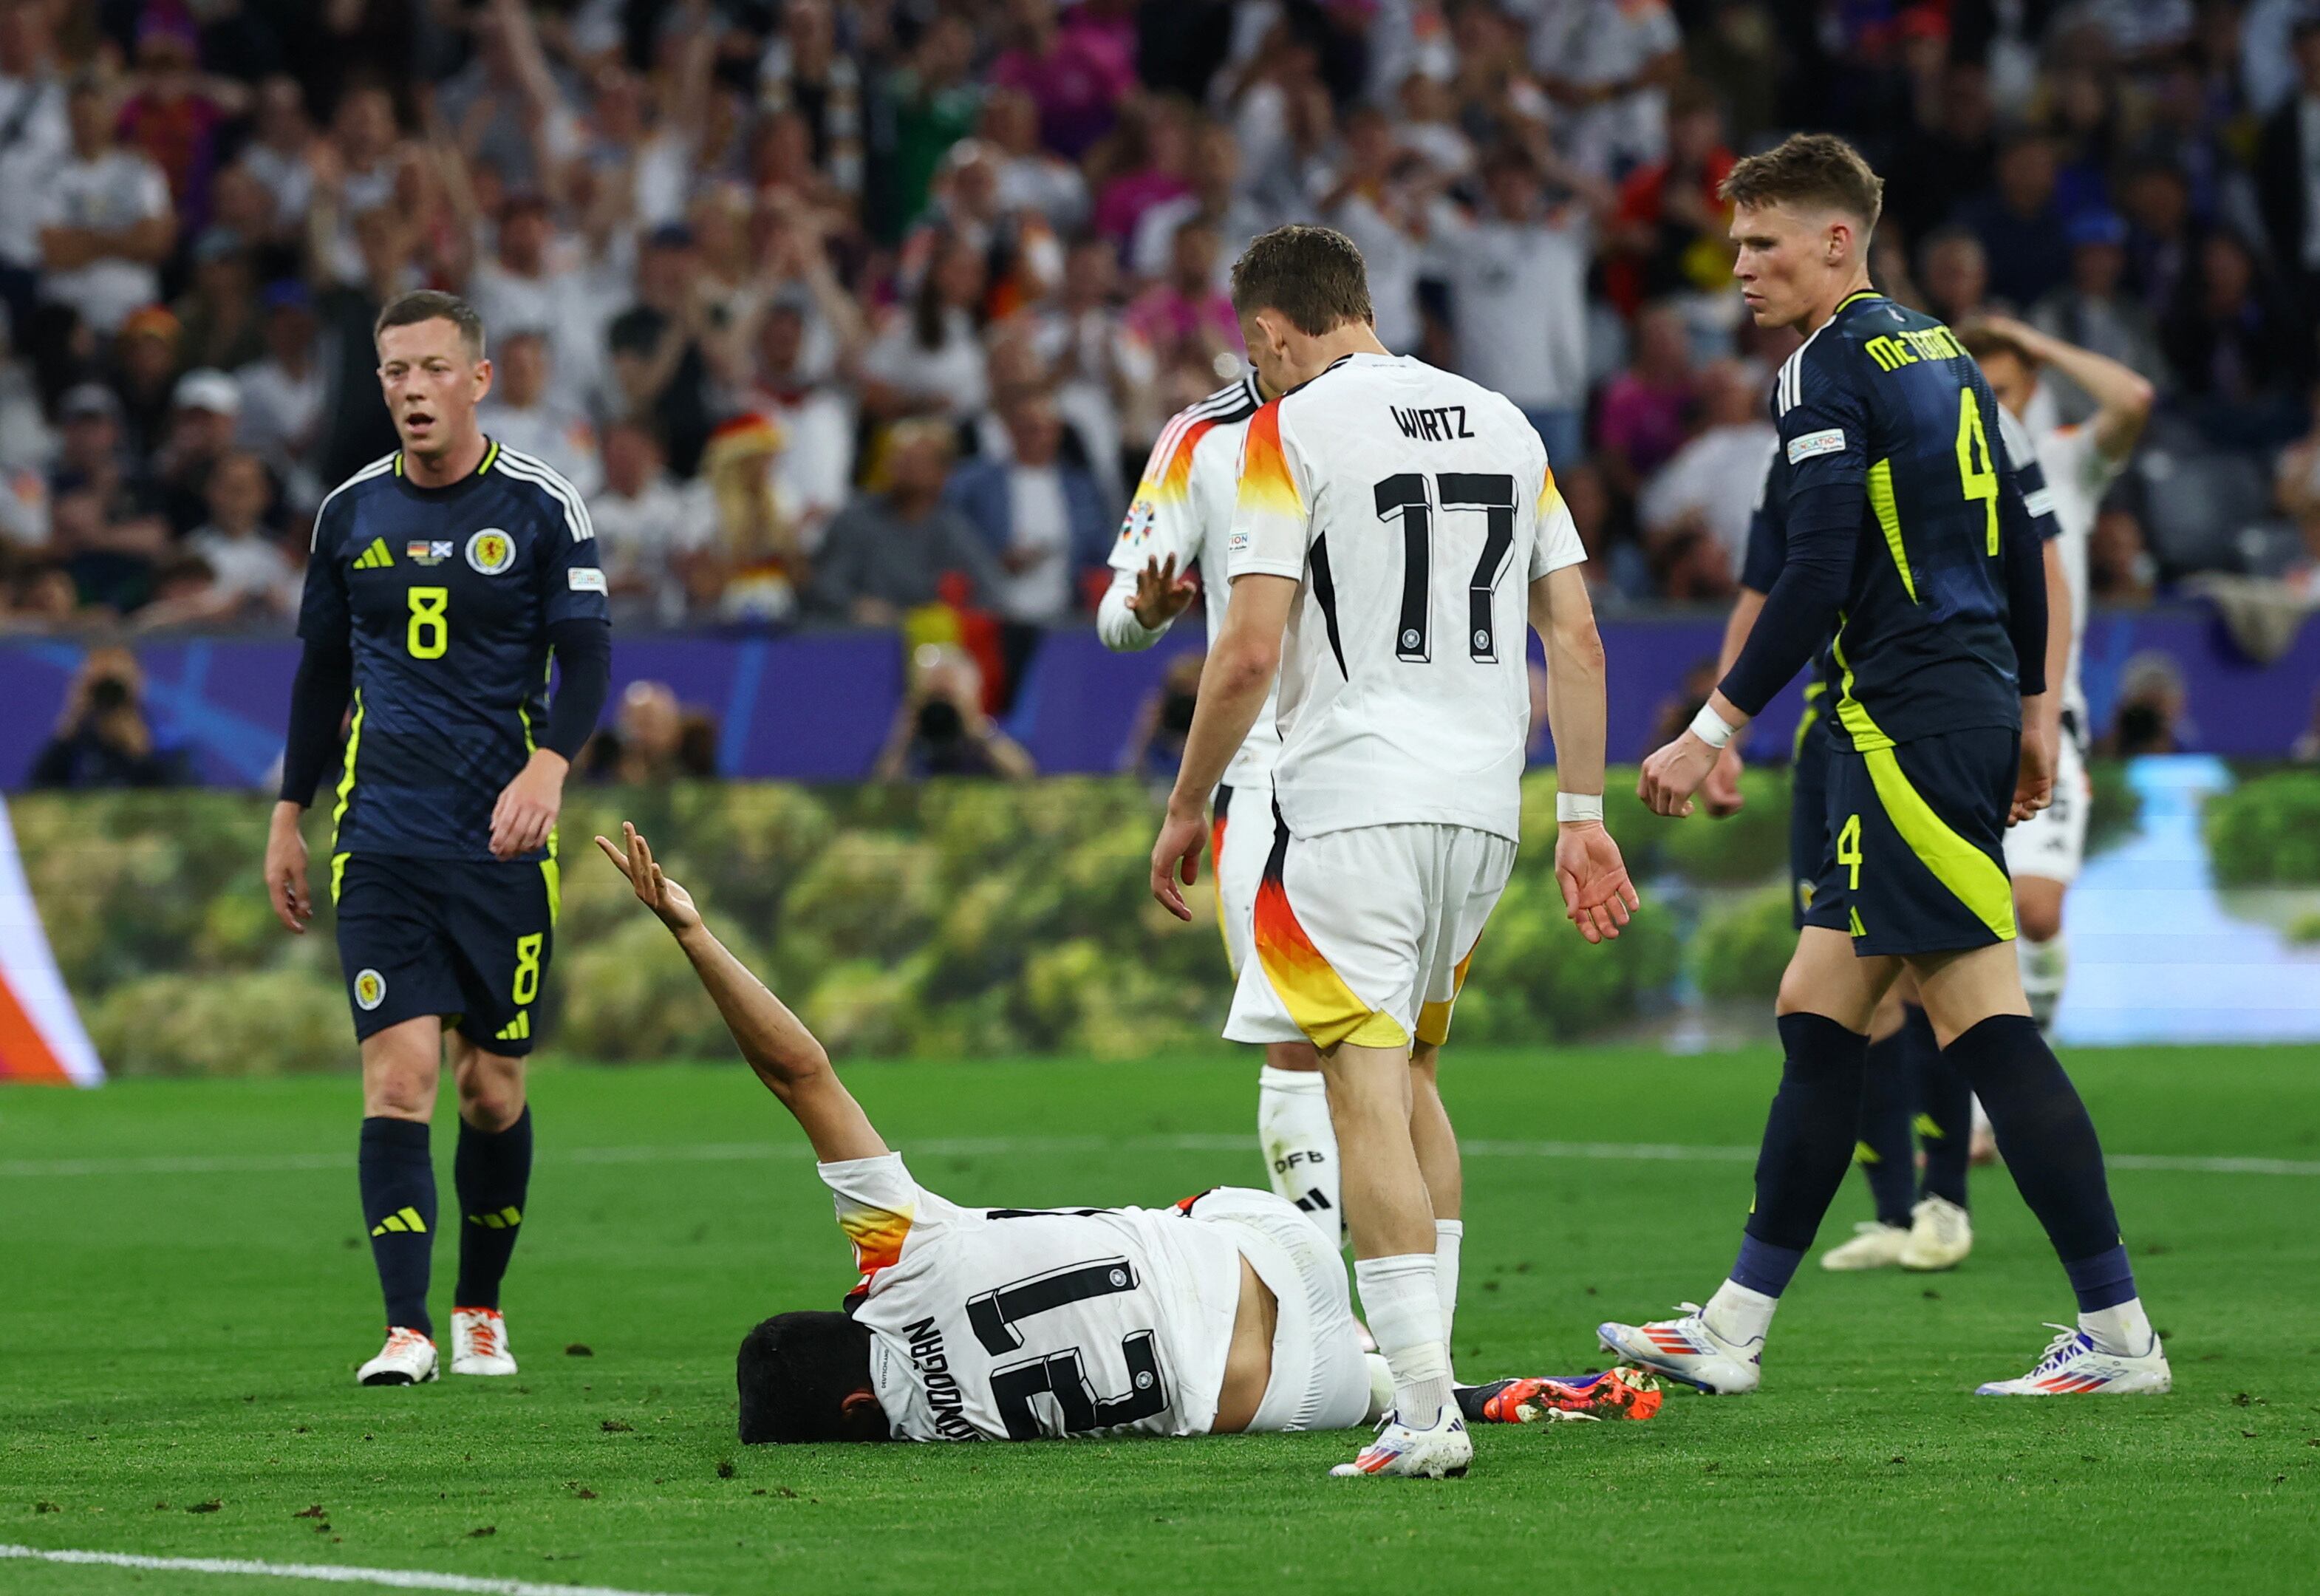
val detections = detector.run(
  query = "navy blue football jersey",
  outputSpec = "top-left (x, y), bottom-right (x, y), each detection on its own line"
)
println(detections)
top-left (1770, 290), bottom-right (2055, 751)
top-left (298, 440), bottom-right (610, 863)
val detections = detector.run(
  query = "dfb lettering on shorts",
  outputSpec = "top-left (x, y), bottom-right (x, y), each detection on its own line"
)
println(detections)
top-left (906, 1316), bottom-right (980, 1442)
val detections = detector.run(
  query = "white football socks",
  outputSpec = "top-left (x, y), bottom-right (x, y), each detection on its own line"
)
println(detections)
top-left (1355, 1253), bottom-right (1453, 1427)
top-left (1258, 1065), bottom-right (1342, 1247)
top-left (2080, 1297), bottom-right (2157, 1356)
top-left (2018, 932), bottom-right (2069, 1034)
top-left (1703, 1278), bottom-right (1780, 1348)
top-left (1434, 1218), bottom-right (1463, 1373)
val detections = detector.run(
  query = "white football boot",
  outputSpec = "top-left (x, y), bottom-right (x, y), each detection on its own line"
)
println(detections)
top-left (1820, 1221), bottom-right (1911, 1271)
top-left (450, 1306), bottom-right (519, 1377)
top-left (357, 1326), bottom-right (439, 1386)
top-left (1899, 1196), bottom-right (1973, 1271)
top-left (1976, 1324), bottom-right (2171, 1396)
top-left (1331, 1405), bottom-right (1473, 1479)
top-left (1597, 1303), bottom-right (1763, 1394)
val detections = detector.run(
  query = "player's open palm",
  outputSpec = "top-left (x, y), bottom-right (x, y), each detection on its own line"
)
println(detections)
top-left (596, 822), bottom-right (701, 934)
top-left (1555, 823), bottom-right (1640, 944)
top-left (1132, 554), bottom-right (1198, 630)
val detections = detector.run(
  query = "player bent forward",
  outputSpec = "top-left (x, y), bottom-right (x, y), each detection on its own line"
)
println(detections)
top-left (596, 824), bottom-right (1661, 1446)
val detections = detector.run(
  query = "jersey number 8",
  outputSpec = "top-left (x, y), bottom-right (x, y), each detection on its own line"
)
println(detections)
top-left (407, 587), bottom-right (450, 659)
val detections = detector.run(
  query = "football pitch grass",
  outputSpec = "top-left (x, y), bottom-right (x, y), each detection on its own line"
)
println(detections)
top-left (4, 1044), bottom-right (2316, 1596)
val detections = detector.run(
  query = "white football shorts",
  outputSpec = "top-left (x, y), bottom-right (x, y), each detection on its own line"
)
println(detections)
top-left (2005, 725), bottom-right (2089, 885)
top-left (1181, 1185), bottom-right (1371, 1433)
top-left (1223, 816), bottom-right (1512, 1052)
top-left (1211, 778), bottom-right (1271, 978)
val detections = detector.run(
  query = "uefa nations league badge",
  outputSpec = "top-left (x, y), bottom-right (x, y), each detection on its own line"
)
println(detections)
top-left (466, 528), bottom-right (516, 575)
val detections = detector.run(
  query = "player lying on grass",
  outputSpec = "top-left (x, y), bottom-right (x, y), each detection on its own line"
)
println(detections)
top-left (595, 822), bottom-right (1662, 1447)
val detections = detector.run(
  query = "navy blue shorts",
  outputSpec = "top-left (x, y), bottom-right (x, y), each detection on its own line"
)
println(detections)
top-left (1801, 728), bottom-right (2020, 958)
top-left (333, 853), bottom-right (558, 1054)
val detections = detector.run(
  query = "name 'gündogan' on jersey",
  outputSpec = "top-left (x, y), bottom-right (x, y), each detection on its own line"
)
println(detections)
top-left (297, 440), bottom-right (611, 863)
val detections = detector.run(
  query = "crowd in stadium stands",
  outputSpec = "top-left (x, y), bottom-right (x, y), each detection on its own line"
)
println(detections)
top-left (4, 0), bottom-right (2320, 699)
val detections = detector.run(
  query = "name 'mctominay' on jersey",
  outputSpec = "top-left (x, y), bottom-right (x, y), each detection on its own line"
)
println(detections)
top-left (297, 440), bottom-right (610, 864)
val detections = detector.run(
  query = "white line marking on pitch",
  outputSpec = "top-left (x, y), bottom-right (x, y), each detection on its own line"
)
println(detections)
top-left (0, 1543), bottom-right (688, 1596)
top-left (4, 1136), bottom-right (2315, 1180)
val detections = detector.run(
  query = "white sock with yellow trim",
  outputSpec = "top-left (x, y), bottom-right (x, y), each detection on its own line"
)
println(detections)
top-left (1435, 1218), bottom-right (1464, 1380)
top-left (1258, 1064), bottom-right (1342, 1247)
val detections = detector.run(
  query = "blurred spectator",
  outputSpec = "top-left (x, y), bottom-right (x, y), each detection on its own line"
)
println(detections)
top-left (1526, 0), bottom-right (1683, 183)
top-left (140, 450), bottom-right (293, 629)
top-left (155, 368), bottom-right (241, 537)
top-left (2090, 506), bottom-right (2159, 604)
top-left (1094, 98), bottom-right (1195, 249)
top-left (1430, 143), bottom-right (1606, 467)
top-left (606, 224), bottom-right (714, 475)
top-left (689, 414), bottom-right (803, 625)
top-left (2293, 686), bottom-right (2320, 763)
top-left (1558, 457), bottom-right (1648, 610)
top-left (1132, 120), bottom-right (1264, 289)
top-left (234, 280), bottom-right (324, 513)
top-left (990, 0), bottom-right (1136, 163)
top-left (589, 418), bottom-right (712, 629)
top-left (1027, 234), bottom-right (1155, 497)
top-left (757, 0), bottom-right (865, 198)
top-left (1954, 130), bottom-right (2072, 311)
top-left (2121, 160), bottom-right (2197, 318)
top-left (236, 75), bottom-right (315, 241)
top-left (1124, 217), bottom-right (1237, 372)
top-left (811, 420), bottom-right (1000, 625)
top-left (2160, 231), bottom-right (2310, 449)
top-left (462, 191), bottom-right (614, 410)
top-left (1639, 361), bottom-right (1773, 567)
top-left (1685, 2), bottom-right (1778, 150)
top-left (1314, 106), bottom-right (1434, 354)
top-left (477, 327), bottom-right (601, 497)
top-left (1596, 301), bottom-right (1696, 502)
top-left (38, 75), bottom-right (174, 336)
top-left (946, 384), bottom-right (1109, 642)
top-left (2103, 650), bottom-right (2189, 755)
top-left (983, 86), bottom-right (1090, 233)
top-left (174, 229), bottom-right (263, 375)
top-left (1919, 228), bottom-right (1994, 327)
top-left (0, 1), bottom-right (71, 333)
top-left (1606, 78), bottom-right (1735, 318)
top-left (28, 646), bottom-right (189, 788)
top-left (2030, 210), bottom-right (2172, 397)
top-left (881, 13), bottom-right (981, 240)
top-left (747, 293), bottom-right (857, 553)
top-left (115, 13), bottom-right (247, 239)
top-left (581, 679), bottom-right (718, 783)
top-left (1647, 524), bottom-right (1736, 604)
top-left (1888, 61), bottom-right (1998, 248)
top-left (859, 226), bottom-right (988, 420)
top-left (109, 303), bottom-right (182, 457)
top-left (873, 641), bottom-right (1035, 781)
top-left (1119, 649), bottom-right (1202, 785)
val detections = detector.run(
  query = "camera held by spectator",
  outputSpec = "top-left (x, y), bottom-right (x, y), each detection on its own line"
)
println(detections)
top-left (29, 645), bottom-right (189, 788)
top-left (874, 643), bottom-right (1034, 782)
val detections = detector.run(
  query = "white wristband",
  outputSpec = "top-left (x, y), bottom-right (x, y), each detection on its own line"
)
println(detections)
top-left (1555, 792), bottom-right (1603, 824)
top-left (1688, 703), bottom-right (1738, 750)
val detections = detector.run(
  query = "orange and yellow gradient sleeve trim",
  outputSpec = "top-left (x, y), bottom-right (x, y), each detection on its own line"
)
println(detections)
top-left (1147, 417), bottom-right (1213, 505)
top-left (1414, 945), bottom-right (1479, 1048)
top-left (1252, 872), bottom-right (1409, 1052)
top-left (1236, 400), bottom-right (1304, 521)
top-left (836, 1201), bottom-right (914, 1295)
top-left (1535, 465), bottom-right (1566, 523)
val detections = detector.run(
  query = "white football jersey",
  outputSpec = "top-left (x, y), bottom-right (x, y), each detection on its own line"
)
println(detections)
top-left (1226, 352), bottom-right (1586, 843)
top-left (1108, 376), bottom-right (1280, 789)
top-left (824, 1154), bottom-right (1245, 1442)
top-left (2028, 418), bottom-right (2126, 737)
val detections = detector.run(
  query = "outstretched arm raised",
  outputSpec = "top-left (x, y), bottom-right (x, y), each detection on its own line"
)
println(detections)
top-left (596, 823), bottom-right (886, 1164)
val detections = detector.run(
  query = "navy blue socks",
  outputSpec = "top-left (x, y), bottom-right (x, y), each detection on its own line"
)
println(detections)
top-left (1733, 1012), bottom-right (1871, 1298)
top-left (1855, 1021), bottom-right (1918, 1227)
top-left (1942, 1014), bottom-right (2133, 1311)
top-left (359, 1116), bottom-right (436, 1335)
top-left (1910, 1004), bottom-right (1973, 1209)
top-left (454, 1107), bottom-right (533, 1312)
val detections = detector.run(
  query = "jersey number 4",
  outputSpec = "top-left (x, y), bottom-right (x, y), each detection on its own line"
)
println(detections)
top-left (969, 1256), bottom-right (1169, 1440)
top-left (1374, 472), bottom-right (1518, 664)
